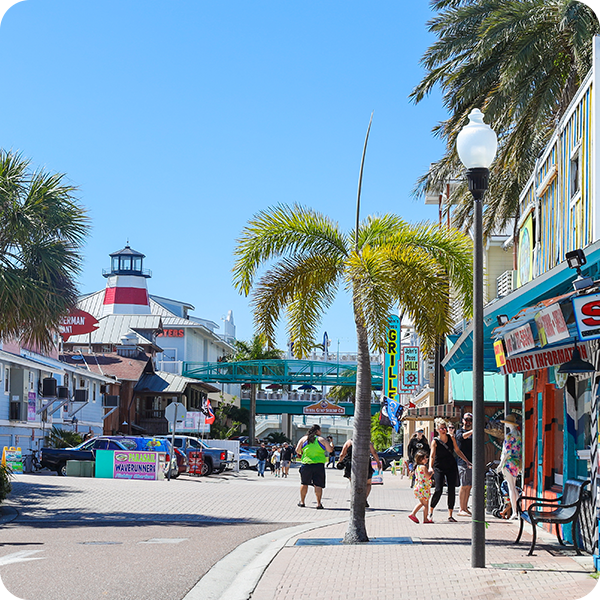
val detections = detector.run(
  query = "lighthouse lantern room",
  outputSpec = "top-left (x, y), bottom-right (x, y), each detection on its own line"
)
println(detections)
top-left (102, 245), bottom-right (152, 315)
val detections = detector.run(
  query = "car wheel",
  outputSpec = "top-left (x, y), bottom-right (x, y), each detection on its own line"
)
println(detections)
top-left (239, 460), bottom-right (249, 470)
top-left (57, 462), bottom-right (67, 477)
top-left (201, 459), bottom-right (213, 476)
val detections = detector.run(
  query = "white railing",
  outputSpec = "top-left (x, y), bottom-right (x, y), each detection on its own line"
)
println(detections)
top-left (155, 360), bottom-right (183, 374)
top-left (497, 270), bottom-right (515, 298)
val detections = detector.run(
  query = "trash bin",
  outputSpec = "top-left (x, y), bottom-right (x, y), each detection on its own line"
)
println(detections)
top-left (23, 454), bottom-right (33, 473)
top-left (80, 461), bottom-right (95, 477)
top-left (66, 460), bottom-right (81, 477)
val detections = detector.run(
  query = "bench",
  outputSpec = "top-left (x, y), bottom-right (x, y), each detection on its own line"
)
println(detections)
top-left (515, 479), bottom-right (590, 556)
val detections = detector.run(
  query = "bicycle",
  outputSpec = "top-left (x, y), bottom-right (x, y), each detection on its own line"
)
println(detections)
top-left (24, 450), bottom-right (43, 473)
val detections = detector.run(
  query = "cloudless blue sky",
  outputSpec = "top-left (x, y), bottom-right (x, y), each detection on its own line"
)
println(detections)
top-left (1, 1), bottom-right (448, 351)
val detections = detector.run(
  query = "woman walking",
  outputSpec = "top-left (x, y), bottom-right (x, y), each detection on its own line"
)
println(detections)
top-left (428, 418), bottom-right (471, 522)
top-left (295, 424), bottom-right (333, 509)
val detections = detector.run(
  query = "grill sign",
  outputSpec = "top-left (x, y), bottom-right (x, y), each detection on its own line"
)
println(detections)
top-left (59, 309), bottom-right (99, 341)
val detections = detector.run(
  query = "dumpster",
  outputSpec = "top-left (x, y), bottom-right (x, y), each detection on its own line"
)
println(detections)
top-left (66, 460), bottom-right (95, 477)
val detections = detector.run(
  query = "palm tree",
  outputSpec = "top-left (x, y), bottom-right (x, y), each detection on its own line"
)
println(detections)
top-left (228, 333), bottom-right (283, 444)
top-left (0, 150), bottom-right (89, 351)
top-left (233, 204), bottom-right (473, 542)
top-left (411, 0), bottom-right (599, 237)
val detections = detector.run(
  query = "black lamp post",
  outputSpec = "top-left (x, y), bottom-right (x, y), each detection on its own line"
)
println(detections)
top-left (457, 108), bottom-right (497, 569)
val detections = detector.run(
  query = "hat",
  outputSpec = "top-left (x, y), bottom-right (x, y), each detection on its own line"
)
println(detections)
top-left (416, 429), bottom-right (424, 433)
top-left (463, 413), bottom-right (473, 419)
top-left (500, 414), bottom-right (520, 425)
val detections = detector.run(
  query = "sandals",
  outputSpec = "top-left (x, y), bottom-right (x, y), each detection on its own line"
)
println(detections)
top-left (423, 518), bottom-right (434, 524)
top-left (297, 502), bottom-right (305, 507)
top-left (448, 516), bottom-right (457, 523)
top-left (316, 504), bottom-right (324, 510)
top-left (408, 514), bottom-right (419, 523)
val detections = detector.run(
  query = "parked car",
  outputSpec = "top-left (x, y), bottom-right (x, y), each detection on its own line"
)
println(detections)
top-left (157, 435), bottom-right (233, 476)
top-left (238, 449), bottom-right (258, 470)
top-left (41, 436), bottom-right (178, 478)
top-left (377, 444), bottom-right (404, 470)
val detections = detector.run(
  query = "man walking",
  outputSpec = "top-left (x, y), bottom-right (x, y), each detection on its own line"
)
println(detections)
top-left (281, 442), bottom-right (293, 478)
top-left (256, 442), bottom-right (269, 477)
top-left (455, 413), bottom-right (473, 516)
top-left (295, 424), bottom-right (333, 509)
top-left (407, 429), bottom-right (430, 487)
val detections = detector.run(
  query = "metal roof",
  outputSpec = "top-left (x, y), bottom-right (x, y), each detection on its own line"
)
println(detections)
top-left (134, 371), bottom-right (220, 394)
top-left (65, 314), bottom-right (162, 345)
top-left (109, 245), bottom-right (145, 258)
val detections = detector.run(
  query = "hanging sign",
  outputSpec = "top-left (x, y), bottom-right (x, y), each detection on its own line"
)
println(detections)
top-left (59, 309), bottom-right (99, 341)
top-left (493, 340), bottom-right (506, 368)
top-left (303, 400), bottom-right (345, 415)
top-left (402, 347), bottom-right (419, 388)
top-left (535, 303), bottom-right (569, 347)
top-left (27, 392), bottom-right (36, 422)
top-left (572, 292), bottom-right (600, 341)
top-left (500, 342), bottom-right (590, 375)
top-left (504, 324), bottom-right (535, 356)
top-left (384, 315), bottom-right (401, 400)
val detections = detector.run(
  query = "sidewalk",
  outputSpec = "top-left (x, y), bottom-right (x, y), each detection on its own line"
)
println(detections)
top-left (202, 472), bottom-right (598, 600)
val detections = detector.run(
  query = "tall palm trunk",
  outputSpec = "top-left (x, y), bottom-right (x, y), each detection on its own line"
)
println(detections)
top-left (343, 302), bottom-right (372, 543)
top-left (249, 383), bottom-right (257, 444)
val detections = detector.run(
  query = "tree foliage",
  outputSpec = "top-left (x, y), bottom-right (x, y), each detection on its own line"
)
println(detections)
top-left (44, 426), bottom-right (84, 449)
top-left (411, 0), bottom-right (599, 236)
top-left (0, 151), bottom-right (89, 350)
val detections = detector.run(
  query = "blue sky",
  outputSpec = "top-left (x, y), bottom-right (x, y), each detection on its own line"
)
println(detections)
top-left (1, 1), bottom-right (448, 351)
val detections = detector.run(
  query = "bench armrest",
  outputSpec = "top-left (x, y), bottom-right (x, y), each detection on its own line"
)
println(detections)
top-left (517, 495), bottom-right (558, 512)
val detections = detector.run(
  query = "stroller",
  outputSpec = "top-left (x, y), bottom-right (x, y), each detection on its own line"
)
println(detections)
top-left (485, 461), bottom-right (522, 519)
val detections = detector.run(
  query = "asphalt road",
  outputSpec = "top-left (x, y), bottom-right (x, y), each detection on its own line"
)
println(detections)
top-left (0, 466), bottom-right (353, 600)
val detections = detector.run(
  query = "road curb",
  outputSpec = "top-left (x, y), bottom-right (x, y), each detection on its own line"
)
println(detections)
top-left (182, 516), bottom-right (349, 600)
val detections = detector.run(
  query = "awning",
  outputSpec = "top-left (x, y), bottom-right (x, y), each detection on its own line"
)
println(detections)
top-left (402, 404), bottom-right (462, 421)
top-left (0, 350), bottom-right (65, 375)
top-left (449, 370), bottom-right (522, 403)
top-left (442, 238), bottom-right (600, 373)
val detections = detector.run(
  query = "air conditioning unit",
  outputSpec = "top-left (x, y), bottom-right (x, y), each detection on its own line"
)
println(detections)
top-left (9, 401), bottom-right (21, 421)
top-left (57, 386), bottom-right (69, 399)
top-left (42, 377), bottom-right (58, 397)
top-left (103, 395), bottom-right (119, 408)
top-left (74, 389), bottom-right (88, 402)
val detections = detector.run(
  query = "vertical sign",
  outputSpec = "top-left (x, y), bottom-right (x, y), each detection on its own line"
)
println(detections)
top-left (27, 392), bottom-right (36, 422)
top-left (384, 315), bottom-right (401, 400)
top-left (402, 347), bottom-right (420, 388)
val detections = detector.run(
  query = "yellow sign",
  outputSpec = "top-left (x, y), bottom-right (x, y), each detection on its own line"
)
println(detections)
top-left (494, 340), bottom-right (506, 368)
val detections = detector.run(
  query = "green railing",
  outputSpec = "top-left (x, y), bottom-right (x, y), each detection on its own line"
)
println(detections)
top-left (182, 359), bottom-right (383, 389)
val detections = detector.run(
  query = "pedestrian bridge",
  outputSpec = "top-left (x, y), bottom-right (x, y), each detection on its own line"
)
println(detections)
top-left (182, 359), bottom-right (383, 389)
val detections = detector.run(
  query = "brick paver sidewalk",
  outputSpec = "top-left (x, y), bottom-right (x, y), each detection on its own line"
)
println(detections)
top-left (251, 477), bottom-right (598, 600)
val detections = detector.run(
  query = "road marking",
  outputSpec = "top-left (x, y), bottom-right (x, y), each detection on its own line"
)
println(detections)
top-left (0, 550), bottom-right (45, 566)
top-left (138, 538), bottom-right (188, 544)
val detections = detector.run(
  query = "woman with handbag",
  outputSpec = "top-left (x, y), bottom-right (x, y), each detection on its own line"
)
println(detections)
top-left (337, 438), bottom-right (381, 508)
top-left (428, 418), bottom-right (471, 522)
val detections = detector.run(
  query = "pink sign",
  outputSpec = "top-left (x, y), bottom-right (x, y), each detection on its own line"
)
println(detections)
top-left (113, 451), bottom-right (159, 480)
top-left (27, 392), bottom-right (36, 422)
top-left (534, 304), bottom-right (569, 347)
top-left (504, 324), bottom-right (535, 356)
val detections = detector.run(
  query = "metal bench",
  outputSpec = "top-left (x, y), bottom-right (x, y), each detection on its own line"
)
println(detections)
top-left (515, 479), bottom-right (590, 556)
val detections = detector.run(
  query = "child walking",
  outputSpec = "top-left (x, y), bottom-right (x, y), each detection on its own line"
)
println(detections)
top-left (408, 451), bottom-right (433, 524)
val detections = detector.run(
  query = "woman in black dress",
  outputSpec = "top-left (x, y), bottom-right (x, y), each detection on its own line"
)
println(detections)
top-left (428, 418), bottom-right (471, 522)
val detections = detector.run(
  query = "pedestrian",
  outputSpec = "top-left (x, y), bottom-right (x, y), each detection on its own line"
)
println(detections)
top-left (428, 418), bottom-right (471, 522)
top-left (295, 424), bottom-right (333, 509)
top-left (407, 429), bottom-right (430, 488)
top-left (281, 442), bottom-right (293, 478)
top-left (326, 436), bottom-right (336, 468)
top-left (272, 446), bottom-right (281, 477)
top-left (408, 450), bottom-right (433, 523)
top-left (337, 438), bottom-right (382, 508)
top-left (256, 442), bottom-right (269, 477)
top-left (455, 412), bottom-right (474, 516)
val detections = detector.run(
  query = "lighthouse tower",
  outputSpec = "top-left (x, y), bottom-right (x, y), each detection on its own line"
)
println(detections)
top-left (102, 245), bottom-right (151, 315)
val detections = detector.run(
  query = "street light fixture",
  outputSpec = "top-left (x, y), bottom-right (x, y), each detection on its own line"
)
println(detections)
top-left (565, 249), bottom-right (594, 291)
top-left (457, 108), bottom-right (497, 569)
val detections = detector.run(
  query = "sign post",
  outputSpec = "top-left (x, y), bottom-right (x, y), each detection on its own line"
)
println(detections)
top-left (164, 401), bottom-right (186, 481)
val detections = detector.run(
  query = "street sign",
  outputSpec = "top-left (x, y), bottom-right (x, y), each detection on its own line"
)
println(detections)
top-left (165, 402), bottom-right (186, 423)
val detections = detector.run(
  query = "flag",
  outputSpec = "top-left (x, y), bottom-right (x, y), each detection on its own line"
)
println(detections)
top-left (379, 397), bottom-right (393, 428)
top-left (323, 331), bottom-right (329, 358)
top-left (387, 396), bottom-right (403, 433)
top-left (201, 399), bottom-right (215, 425)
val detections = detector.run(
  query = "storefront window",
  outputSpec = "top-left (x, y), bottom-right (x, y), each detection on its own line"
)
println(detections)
top-left (576, 379), bottom-right (592, 479)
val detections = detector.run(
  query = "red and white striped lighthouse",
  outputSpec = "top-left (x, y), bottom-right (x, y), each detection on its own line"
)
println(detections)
top-left (102, 245), bottom-right (151, 315)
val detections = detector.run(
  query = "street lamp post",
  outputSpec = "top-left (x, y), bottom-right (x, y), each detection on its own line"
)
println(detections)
top-left (456, 108), bottom-right (497, 569)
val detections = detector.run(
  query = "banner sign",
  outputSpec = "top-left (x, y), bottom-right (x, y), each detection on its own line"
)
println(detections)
top-left (384, 315), bottom-right (401, 400)
top-left (402, 347), bottom-right (419, 387)
top-left (572, 292), bottom-right (600, 341)
top-left (2, 446), bottom-right (23, 474)
top-left (172, 411), bottom-right (210, 433)
top-left (535, 303), bottom-right (569, 347)
top-left (500, 342), bottom-right (590, 375)
top-left (59, 308), bottom-right (99, 341)
top-left (303, 400), bottom-right (345, 415)
top-left (504, 323), bottom-right (535, 356)
top-left (27, 392), bottom-right (36, 422)
top-left (493, 340), bottom-right (506, 368)
top-left (113, 451), bottom-right (160, 480)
